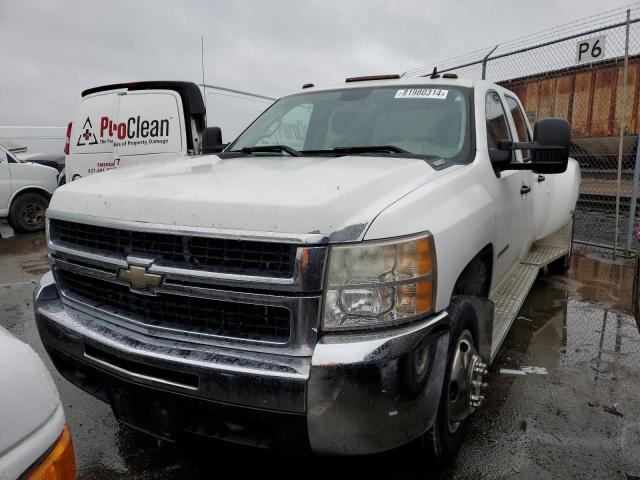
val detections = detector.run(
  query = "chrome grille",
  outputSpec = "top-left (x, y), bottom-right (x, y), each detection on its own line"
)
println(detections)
top-left (47, 215), bottom-right (326, 352)
top-left (49, 219), bottom-right (297, 278)
top-left (58, 269), bottom-right (291, 342)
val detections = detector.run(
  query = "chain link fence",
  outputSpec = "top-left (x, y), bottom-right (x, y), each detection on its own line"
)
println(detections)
top-left (403, 6), bottom-right (640, 257)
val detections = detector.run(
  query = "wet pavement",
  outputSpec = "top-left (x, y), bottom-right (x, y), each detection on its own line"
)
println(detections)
top-left (1, 234), bottom-right (639, 479)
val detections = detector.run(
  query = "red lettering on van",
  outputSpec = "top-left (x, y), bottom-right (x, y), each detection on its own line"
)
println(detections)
top-left (100, 117), bottom-right (109, 137)
top-left (117, 123), bottom-right (126, 140)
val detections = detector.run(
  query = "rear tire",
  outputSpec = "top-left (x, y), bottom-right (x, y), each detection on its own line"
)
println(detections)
top-left (416, 298), bottom-right (483, 464)
top-left (548, 216), bottom-right (574, 275)
top-left (548, 251), bottom-right (570, 275)
top-left (9, 193), bottom-right (48, 232)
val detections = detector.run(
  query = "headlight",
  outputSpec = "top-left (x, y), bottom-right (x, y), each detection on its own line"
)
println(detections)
top-left (322, 233), bottom-right (436, 331)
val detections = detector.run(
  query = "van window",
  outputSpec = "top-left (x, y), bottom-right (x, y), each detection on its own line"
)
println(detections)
top-left (115, 93), bottom-right (182, 156)
top-left (485, 91), bottom-right (512, 150)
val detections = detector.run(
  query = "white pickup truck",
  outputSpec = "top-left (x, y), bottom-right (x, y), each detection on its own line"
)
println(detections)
top-left (34, 75), bottom-right (580, 459)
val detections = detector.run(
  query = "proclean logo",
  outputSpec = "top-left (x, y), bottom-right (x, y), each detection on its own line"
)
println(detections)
top-left (75, 115), bottom-right (172, 150)
top-left (100, 115), bottom-right (170, 141)
top-left (76, 117), bottom-right (99, 146)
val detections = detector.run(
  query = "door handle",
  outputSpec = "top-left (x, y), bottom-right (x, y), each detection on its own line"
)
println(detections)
top-left (537, 175), bottom-right (546, 182)
top-left (520, 185), bottom-right (531, 195)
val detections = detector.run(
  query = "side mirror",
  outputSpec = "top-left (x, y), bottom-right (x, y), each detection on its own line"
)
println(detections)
top-left (493, 118), bottom-right (570, 175)
top-left (202, 127), bottom-right (225, 154)
top-left (531, 118), bottom-right (570, 174)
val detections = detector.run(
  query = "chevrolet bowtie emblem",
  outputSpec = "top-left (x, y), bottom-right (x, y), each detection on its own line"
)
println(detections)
top-left (117, 265), bottom-right (162, 291)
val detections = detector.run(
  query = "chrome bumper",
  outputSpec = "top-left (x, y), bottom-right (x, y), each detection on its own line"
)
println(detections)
top-left (35, 271), bottom-right (450, 455)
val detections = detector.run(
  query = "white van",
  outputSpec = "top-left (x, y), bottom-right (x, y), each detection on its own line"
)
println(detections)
top-left (64, 81), bottom-right (222, 181)
top-left (0, 144), bottom-right (58, 232)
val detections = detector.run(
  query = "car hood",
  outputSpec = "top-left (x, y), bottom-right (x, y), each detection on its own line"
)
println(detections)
top-left (0, 327), bottom-right (61, 458)
top-left (49, 155), bottom-right (457, 242)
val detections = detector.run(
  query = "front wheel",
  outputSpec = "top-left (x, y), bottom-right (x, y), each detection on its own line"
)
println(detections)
top-left (416, 298), bottom-right (487, 463)
top-left (9, 193), bottom-right (49, 232)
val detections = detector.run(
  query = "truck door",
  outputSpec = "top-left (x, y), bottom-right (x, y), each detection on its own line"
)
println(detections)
top-left (67, 90), bottom-right (123, 180)
top-left (505, 95), bottom-right (549, 247)
top-left (485, 91), bottom-right (531, 281)
top-left (113, 90), bottom-right (185, 167)
top-left (0, 148), bottom-right (11, 213)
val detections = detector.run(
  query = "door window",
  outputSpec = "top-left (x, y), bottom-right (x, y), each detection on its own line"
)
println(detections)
top-left (506, 96), bottom-right (531, 161)
top-left (485, 91), bottom-right (512, 150)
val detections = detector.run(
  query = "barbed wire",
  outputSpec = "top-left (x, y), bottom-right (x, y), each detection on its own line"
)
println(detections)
top-left (402, 3), bottom-right (640, 78)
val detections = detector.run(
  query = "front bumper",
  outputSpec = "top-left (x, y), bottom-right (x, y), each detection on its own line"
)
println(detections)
top-left (34, 271), bottom-right (450, 455)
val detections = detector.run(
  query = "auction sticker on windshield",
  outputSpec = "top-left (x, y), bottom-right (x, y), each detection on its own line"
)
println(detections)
top-left (395, 88), bottom-right (448, 99)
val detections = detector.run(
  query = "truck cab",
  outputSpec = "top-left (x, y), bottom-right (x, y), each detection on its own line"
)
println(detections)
top-left (64, 81), bottom-right (210, 182)
top-left (34, 75), bottom-right (580, 460)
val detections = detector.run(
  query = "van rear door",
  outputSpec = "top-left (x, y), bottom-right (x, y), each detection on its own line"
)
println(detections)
top-left (66, 89), bottom-right (122, 180)
top-left (113, 89), bottom-right (185, 166)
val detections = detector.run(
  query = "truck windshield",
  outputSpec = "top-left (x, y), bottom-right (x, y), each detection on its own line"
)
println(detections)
top-left (227, 85), bottom-right (472, 161)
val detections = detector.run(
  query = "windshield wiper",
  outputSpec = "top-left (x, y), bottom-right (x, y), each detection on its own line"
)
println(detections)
top-left (234, 145), bottom-right (302, 157)
top-left (302, 145), bottom-right (417, 156)
top-left (332, 145), bottom-right (412, 155)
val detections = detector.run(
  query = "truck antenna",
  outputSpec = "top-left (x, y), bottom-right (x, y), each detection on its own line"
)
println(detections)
top-left (201, 36), bottom-right (207, 109)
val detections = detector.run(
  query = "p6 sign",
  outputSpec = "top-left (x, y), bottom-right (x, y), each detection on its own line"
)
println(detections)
top-left (576, 35), bottom-right (606, 64)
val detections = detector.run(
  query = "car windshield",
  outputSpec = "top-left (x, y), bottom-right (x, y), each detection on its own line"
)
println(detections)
top-left (227, 85), bottom-right (473, 161)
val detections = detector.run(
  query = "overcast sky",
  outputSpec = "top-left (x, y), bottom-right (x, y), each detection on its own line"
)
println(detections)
top-left (0, 0), bottom-right (630, 132)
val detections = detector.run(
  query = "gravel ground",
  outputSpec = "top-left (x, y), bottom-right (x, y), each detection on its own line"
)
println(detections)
top-left (574, 210), bottom-right (637, 250)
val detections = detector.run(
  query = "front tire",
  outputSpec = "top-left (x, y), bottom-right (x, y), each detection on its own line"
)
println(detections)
top-left (417, 298), bottom-right (486, 463)
top-left (9, 193), bottom-right (49, 232)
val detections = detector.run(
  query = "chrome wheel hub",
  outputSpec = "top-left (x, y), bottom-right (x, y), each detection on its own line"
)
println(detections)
top-left (446, 329), bottom-right (488, 433)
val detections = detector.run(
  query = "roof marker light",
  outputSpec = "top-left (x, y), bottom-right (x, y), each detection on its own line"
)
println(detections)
top-left (345, 74), bottom-right (401, 83)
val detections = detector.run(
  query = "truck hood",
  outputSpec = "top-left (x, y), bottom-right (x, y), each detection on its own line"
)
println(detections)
top-left (49, 155), bottom-right (455, 241)
top-left (0, 327), bottom-right (61, 458)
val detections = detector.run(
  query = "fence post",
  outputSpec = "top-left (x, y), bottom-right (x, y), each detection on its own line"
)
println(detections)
top-left (481, 45), bottom-right (499, 80)
top-left (614, 9), bottom-right (631, 258)
top-left (613, 10), bottom-right (631, 259)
